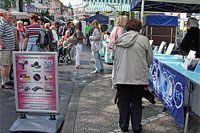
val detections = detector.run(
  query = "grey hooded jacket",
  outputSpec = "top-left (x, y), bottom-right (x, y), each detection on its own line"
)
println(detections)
top-left (113, 30), bottom-right (153, 85)
top-left (90, 28), bottom-right (102, 51)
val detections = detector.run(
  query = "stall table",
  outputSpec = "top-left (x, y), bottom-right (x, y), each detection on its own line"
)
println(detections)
top-left (149, 54), bottom-right (200, 132)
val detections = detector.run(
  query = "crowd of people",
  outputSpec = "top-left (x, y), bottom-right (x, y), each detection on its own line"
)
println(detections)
top-left (1, 10), bottom-right (199, 133)
top-left (0, 11), bottom-right (106, 90)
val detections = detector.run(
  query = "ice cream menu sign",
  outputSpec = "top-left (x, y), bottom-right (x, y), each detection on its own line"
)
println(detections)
top-left (13, 52), bottom-right (59, 113)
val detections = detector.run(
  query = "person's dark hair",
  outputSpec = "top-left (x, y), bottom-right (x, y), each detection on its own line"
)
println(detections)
top-left (67, 21), bottom-right (71, 26)
top-left (29, 14), bottom-right (39, 22)
top-left (39, 18), bottom-right (44, 22)
top-left (110, 20), bottom-right (114, 26)
top-left (125, 19), bottom-right (142, 32)
top-left (75, 21), bottom-right (82, 31)
top-left (92, 20), bottom-right (100, 31)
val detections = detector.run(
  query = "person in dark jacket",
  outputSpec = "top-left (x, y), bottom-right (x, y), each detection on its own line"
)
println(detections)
top-left (44, 23), bottom-right (53, 51)
top-left (89, 27), bottom-right (94, 37)
top-left (63, 21), bottom-right (74, 36)
top-left (179, 17), bottom-right (200, 58)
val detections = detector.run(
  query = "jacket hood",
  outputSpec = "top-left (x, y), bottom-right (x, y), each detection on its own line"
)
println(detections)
top-left (115, 31), bottom-right (139, 48)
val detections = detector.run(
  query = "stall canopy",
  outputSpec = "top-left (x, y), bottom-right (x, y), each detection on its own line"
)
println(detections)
top-left (145, 15), bottom-right (178, 26)
top-left (83, 0), bottom-right (131, 12)
top-left (85, 2), bottom-right (130, 12)
top-left (130, 0), bottom-right (200, 13)
top-left (84, 14), bottom-right (109, 23)
top-left (11, 11), bottom-right (29, 20)
top-left (83, 0), bottom-right (132, 5)
top-left (0, 8), bottom-right (6, 17)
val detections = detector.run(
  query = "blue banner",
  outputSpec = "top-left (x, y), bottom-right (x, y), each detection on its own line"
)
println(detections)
top-left (149, 58), bottom-right (187, 126)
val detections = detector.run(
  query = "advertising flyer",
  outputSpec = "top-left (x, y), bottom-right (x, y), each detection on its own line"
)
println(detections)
top-left (13, 52), bottom-right (58, 113)
top-left (149, 58), bottom-right (187, 126)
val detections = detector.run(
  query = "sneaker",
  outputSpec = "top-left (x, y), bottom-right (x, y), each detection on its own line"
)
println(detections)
top-left (1, 84), bottom-right (12, 89)
top-left (91, 70), bottom-right (98, 74)
top-left (76, 66), bottom-right (83, 69)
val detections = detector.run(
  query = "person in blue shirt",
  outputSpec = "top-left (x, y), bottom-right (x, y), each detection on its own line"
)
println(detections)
top-left (106, 20), bottom-right (114, 35)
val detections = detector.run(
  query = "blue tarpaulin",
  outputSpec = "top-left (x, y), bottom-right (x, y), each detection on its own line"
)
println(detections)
top-left (145, 15), bottom-right (178, 26)
top-left (84, 14), bottom-right (109, 24)
top-left (149, 55), bottom-right (188, 126)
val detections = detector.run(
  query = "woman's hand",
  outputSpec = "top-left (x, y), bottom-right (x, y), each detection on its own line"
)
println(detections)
top-left (0, 40), bottom-right (5, 49)
top-left (1, 43), bottom-right (5, 49)
top-left (23, 38), bottom-right (28, 51)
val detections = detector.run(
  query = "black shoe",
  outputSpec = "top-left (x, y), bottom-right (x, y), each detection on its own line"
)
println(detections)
top-left (121, 128), bottom-right (128, 132)
top-left (162, 107), bottom-right (167, 112)
top-left (133, 124), bottom-right (142, 133)
top-left (99, 69), bottom-right (104, 74)
top-left (5, 81), bottom-right (14, 87)
top-left (134, 129), bottom-right (141, 133)
top-left (143, 89), bottom-right (156, 104)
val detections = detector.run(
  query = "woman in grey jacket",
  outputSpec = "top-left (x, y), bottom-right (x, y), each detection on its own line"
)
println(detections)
top-left (113, 19), bottom-right (153, 133)
top-left (90, 20), bottom-right (104, 74)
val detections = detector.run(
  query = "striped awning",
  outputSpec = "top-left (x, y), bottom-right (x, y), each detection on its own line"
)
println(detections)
top-left (85, 2), bottom-right (130, 12)
top-left (83, 0), bottom-right (132, 5)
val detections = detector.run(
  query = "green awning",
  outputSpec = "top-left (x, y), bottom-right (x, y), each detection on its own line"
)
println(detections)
top-left (44, 16), bottom-right (53, 23)
top-left (83, 0), bottom-right (132, 5)
top-left (85, 2), bottom-right (130, 12)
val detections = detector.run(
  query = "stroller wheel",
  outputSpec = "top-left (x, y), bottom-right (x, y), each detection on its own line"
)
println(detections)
top-left (64, 56), bottom-right (68, 64)
top-left (70, 47), bottom-right (76, 62)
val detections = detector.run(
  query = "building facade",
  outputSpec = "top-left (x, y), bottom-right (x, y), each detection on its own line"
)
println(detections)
top-left (23, 0), bottom-right (62, 20)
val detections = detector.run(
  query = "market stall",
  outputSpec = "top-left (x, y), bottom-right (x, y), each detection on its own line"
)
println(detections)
top-left (84, 14), bottom-right (109, 24)
top-left (0, 8), bottom-right (6, 16)
top-left (11, 10), bottom-right (29, 20)
top-left (149, 54), bottom-right (200, 126)
top-left (144, 15), bottom-right (178, 46)
top-left (131, 1), bottom-right (200, 132)
top-left (130, 0), bottom-right (200, 23)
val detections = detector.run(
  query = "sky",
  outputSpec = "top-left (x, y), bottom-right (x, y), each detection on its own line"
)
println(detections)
top-left (60, 0), bottom-right (83, 6)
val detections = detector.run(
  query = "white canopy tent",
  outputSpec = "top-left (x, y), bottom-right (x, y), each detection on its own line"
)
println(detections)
top-left (85, 2), bottom-right (130, 12)
top-left (11, 10), bottom-right (30, 20)
top-left (0, 8), bottom-right (6, 13)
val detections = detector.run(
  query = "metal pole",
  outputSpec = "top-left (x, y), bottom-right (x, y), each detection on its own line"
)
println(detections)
top-left (140, 0), bottom-right (145, 24)
top-left (129, 11), bottom-right (131, 19)
top-left (184, 81), bottom-right (195, 133)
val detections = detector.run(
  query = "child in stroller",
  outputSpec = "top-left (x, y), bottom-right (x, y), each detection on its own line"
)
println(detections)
top-left (58, 31), bottom-right (76, 64)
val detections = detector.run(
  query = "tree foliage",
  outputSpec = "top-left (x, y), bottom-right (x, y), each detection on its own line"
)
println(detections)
top-left (2, 0), bottom-right (16, 10)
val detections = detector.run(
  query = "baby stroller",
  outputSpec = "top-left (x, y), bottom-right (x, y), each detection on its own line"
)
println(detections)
top-left (58, 38), bottom-right (76, 64)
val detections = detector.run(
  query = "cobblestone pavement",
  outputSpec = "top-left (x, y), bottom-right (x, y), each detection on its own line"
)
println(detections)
top-left (67, 76), bottom-right (200, 133)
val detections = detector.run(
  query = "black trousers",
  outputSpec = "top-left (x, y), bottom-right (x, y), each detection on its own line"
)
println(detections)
top-left (117, 84), bottom-right (144, 131)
